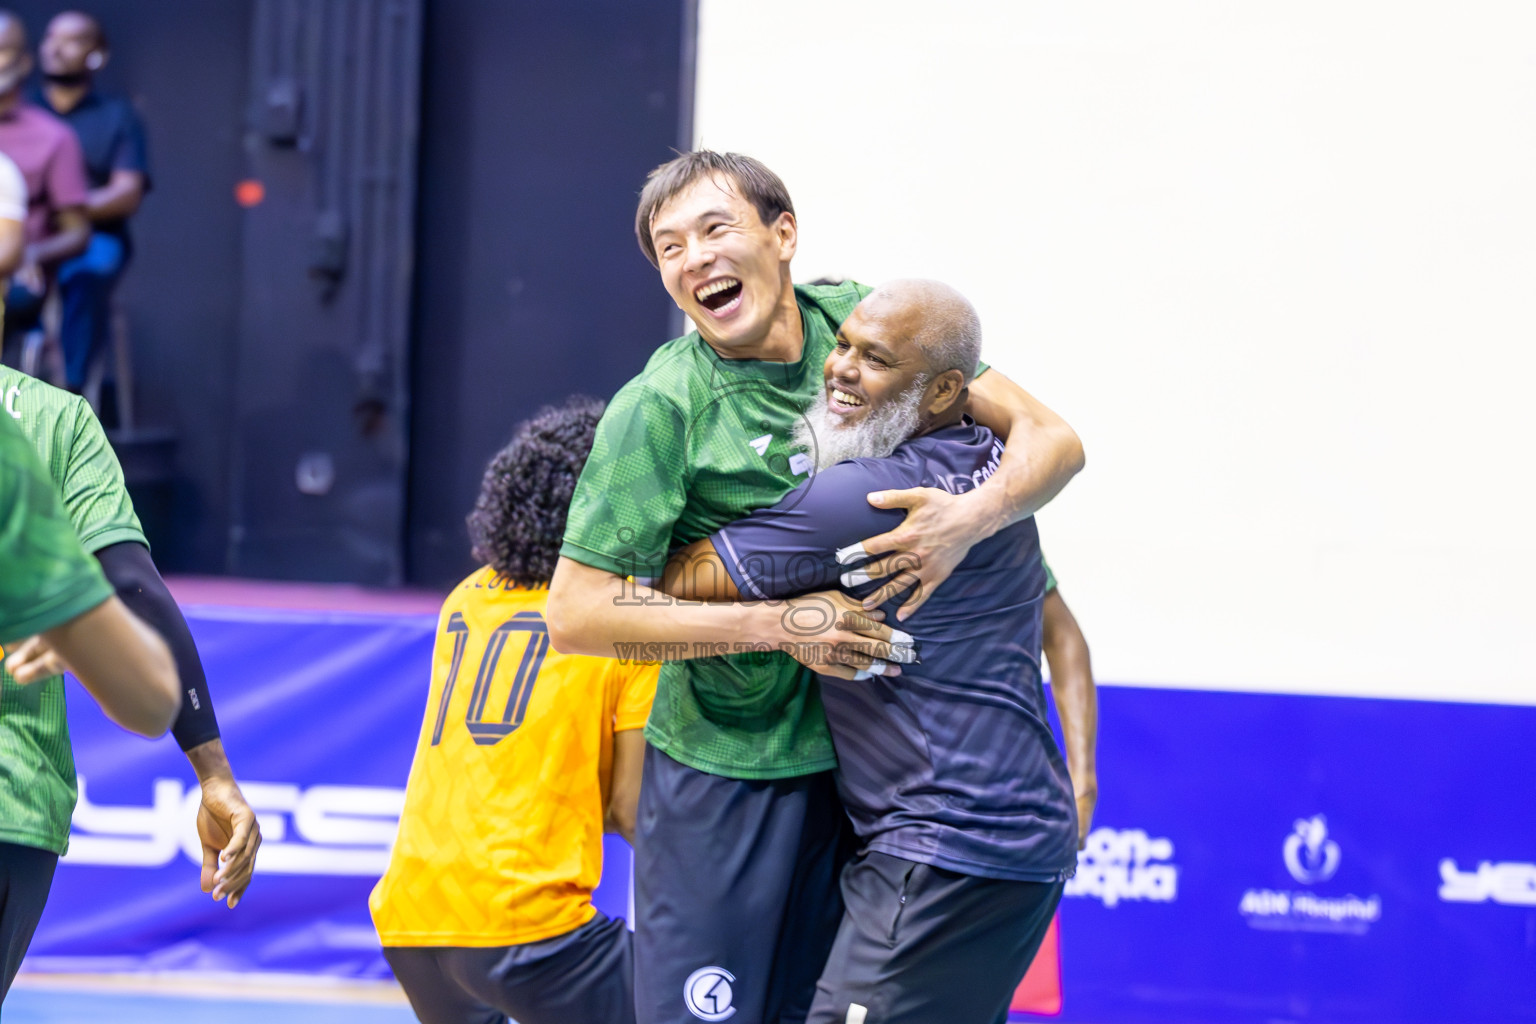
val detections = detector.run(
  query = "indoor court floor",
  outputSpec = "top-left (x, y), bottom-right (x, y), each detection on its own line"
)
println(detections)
top-left (6, 974), bottom-right (417, 1024)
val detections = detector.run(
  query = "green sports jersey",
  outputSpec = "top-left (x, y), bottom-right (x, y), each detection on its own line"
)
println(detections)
top-left (1043, 556), bottom-right (1057, 593)
top-left (562, 281), bottom-right (873, 778)
top-left (0, 410), bottom-right (115, 853)
top-left (0, 367), bottom-right (145, 854)
top-left (1, 368), bottom-right (146, 554)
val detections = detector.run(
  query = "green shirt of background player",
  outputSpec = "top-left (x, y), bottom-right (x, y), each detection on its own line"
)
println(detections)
top-left (0, 412), bottom-right (176, 727)
top-left (0, 411), bottom-right (181, 1001)
top-left (0, 366), bottom-right (262, 908)
top-left (549, 153), bottom-right (1085, 778)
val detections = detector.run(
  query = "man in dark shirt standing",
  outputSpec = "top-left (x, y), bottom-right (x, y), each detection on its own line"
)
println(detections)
top-left (34, 11), bottom-right (148, 396)
top-left (662, 279), bottom-right (1084, 1024)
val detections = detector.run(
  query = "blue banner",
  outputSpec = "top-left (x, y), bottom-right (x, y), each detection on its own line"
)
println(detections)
top-left (1032, 688), bottom-right (1536, 1023)
top-left (25, 604), bottom-right (1536, 1021)
top-left (27, 603), bottom-right (631, 977)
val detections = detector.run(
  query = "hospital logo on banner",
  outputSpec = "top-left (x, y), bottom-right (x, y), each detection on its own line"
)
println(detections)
top-left (1063, 826), bottom-right (1178, 907)
top-left (1282, 814), bottom-right (1340, 883)
top-left (1239, 814), bottom-right (1381, 934)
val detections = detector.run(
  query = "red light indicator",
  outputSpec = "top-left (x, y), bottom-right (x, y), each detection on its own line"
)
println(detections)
top-left (235, 179), bottom-right (266, 207)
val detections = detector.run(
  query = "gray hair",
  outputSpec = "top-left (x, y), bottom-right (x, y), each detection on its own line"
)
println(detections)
top-left (868, 279), bottom-right (983, 384)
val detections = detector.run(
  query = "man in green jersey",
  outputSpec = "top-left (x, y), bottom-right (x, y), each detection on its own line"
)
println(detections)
top-left (0, 410), bottom-right (180, 1001)
top-left (0, 366), bottom-right (263, 924)
top-left (548, 151), bottom-right (1084, 1024)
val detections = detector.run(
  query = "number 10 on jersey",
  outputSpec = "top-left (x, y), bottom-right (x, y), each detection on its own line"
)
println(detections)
top-left (430, 611), bottom-right (549, 747)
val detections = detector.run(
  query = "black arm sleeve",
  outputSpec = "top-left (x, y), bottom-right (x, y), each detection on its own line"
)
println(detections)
top-left (94, 541), bottom-right (220, 751)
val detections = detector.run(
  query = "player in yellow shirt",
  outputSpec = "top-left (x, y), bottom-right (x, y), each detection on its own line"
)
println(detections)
top-left (371, 397), bottom-right (656, 1024)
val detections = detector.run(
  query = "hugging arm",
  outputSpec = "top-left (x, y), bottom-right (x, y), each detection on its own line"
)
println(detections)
top-left (547, 383), bottom-right (899, 676)
top-left (660, 538), bottom-right (738, 602)
top-left (965, 369), bottom-right (1086, 523)
top-left (547, 557), bottom-right (895, 680)
top-left (553, 469), bottom-right (907, 680)
top-left (652, 472), bottom-right (909, 679)
top-left (855, 368), bottom-right (1085, 618)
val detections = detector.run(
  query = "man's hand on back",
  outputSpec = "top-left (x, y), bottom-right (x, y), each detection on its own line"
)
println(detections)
top-left (846, 486), bottom-right (990, 621)
top-left (650, 543), bottom-right (911, 678)
top-left (849, 367), bottom-right (1087, 621)
top-left (766, 590), bottom-right (913, 680)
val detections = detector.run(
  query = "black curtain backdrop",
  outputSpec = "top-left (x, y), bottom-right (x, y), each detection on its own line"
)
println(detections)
top-left (4, 1), bottom-right (689, 583)
top-left (406, 0), bottom-right (689, 586)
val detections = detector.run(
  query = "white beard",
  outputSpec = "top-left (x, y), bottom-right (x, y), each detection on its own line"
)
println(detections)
top-left (793, 381), bottom-right (926, 473)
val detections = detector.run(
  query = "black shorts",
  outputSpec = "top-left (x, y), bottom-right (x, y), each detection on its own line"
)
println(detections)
top-left (0, 840), bottom-right (59, 1002)
top-left (383, 910), bottom-right (634, 1024)
top-left (806, 850), bottom-right (1063, 1024)
top-left (634, 744), bottom-right (854, 1024)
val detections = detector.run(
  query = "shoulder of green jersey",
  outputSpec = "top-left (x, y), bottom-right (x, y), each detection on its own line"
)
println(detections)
top-left (66, 388), bottom-right (94, 419)
top-left (1, 365), bottom-right (27, 421)
top-left (610, 373), bottom-right (690, 423)
top-left (795, 279), bottom-right (871, 318)
top-left (638, 332), bottom-right (706, 377)
top-left (0, 366), bottom-right (76, 428)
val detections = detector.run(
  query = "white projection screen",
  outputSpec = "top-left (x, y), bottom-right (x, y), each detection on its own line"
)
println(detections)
top-left (693, 1), bottom-right (1536, 704)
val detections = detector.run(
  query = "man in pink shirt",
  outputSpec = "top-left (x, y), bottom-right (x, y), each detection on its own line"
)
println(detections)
top-left (0, 10), bottom-right (88, 360)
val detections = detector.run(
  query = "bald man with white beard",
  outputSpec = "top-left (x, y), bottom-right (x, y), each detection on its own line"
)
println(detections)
top-left (659, 280), bottom-right (1082, 1024)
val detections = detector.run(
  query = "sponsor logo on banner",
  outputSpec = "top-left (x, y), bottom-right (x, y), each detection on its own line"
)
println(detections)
top-left (1063, 826), bottom-right (1178, 907)
top-left (1438, 859), bottom-right (1536, 906)
top-left (1283, 814), bottom-right (1340, 883)
top-left (1240, 815), bottom-right (1381, 934)
top-left (61, 776), bottom-right (404, 875)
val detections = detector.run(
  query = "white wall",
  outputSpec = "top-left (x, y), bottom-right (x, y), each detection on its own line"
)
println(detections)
top-left (695, 1), bottom-right (1536, 705)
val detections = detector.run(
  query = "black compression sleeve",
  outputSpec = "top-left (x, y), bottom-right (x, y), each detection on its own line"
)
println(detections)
top-left (94, 541), bottom-right (221, 751)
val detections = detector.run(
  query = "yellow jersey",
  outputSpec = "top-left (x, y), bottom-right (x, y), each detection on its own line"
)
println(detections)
top-left (370, 567), bottom-right (656, 946)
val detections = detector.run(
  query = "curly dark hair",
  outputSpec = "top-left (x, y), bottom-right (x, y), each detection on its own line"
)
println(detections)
top-left (466, 395), bottom-right (606, 586)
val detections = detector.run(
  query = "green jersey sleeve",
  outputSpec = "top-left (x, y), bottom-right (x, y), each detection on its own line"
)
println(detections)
top-left (560, 380), bottom-right (689, 579)
top-left (61, 396), bottom-right (146, 553)
top-left (1043, 556), bottom-right (1057, 593)
top-left (0, 415), bottom-right (113, 645)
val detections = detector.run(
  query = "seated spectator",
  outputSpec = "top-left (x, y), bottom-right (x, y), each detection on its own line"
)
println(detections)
top-left (0, 148), bottom-right (24, 291)
top-left (0, 10), bottom-right (88, 374)
top-left (34, 10), bottom-right (148, 401)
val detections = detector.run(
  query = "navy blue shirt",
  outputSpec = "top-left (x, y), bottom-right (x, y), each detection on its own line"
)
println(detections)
top-left (33, 89), bottom-right (150, 243)
top-left (711, 419), bottom-right (1079, 883)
